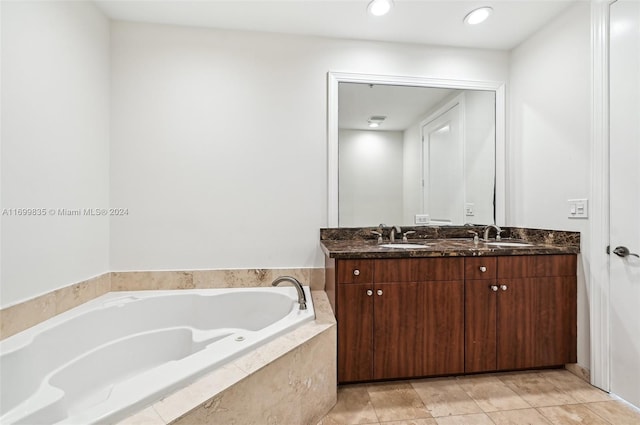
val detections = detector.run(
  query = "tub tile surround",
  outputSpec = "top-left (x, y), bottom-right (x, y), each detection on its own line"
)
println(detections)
top-left (0, 272), bottom-right (112, 339)
top-left (116, 290), bottom-right (337, 425)
top-left (0, 267), bottom-right (324, 340)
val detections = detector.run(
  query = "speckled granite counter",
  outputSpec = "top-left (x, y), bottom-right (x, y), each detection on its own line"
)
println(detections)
top-left (320, 226), bottom-right (580, 259)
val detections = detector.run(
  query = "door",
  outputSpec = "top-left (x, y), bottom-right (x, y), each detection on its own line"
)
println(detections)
top-left (373, 282), bottom-right (420, 380)
top-left (419, 280), bottom-right (465, 376)
top-left (465, 279), bottom-right (497, 373)
top-left (422, 103), bottom-right (464, 224)
top-left (609, 0), bottom-right (640, 407)
top-left (497, 277), bottom-right (577, 370)
top-left (337, 283), bottom-right (373, 383)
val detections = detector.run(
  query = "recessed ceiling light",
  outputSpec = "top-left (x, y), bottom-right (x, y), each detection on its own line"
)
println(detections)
top-left (367, 0), bottom-right (393, 17)
top-left (464, 7), bottom-right (493, 25)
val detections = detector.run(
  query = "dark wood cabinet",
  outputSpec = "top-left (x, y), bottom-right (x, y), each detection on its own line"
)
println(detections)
top-left (334, 258), bottom-right (464, 383)
top-left (329, 253), bottom-right (577, 383)
top-left (336, 283), bottom-right (373, 382)
top-left (465, 255), bottom-right (577, 373)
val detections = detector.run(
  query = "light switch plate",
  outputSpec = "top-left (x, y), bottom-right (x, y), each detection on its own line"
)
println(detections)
top-left (568, 199), bottom-right (588, 218)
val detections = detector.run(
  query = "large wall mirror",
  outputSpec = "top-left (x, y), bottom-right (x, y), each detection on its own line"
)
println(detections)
top-left (327, 72), bottom-right (505, 228)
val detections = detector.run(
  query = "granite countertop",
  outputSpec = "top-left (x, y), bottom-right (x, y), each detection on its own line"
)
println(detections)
top-left (320, 226), bottom-right (580, 259)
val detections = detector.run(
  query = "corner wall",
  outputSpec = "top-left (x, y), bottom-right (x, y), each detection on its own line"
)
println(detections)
top-left (508, 2), bottom-right (591, 369)
top-left (1, 1), bottom-right (111, 307)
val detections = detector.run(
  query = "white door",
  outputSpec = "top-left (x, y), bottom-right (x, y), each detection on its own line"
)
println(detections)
top-left (422, 104), bottom-right (464, 224)
top-left (609, 0), bottom-right (640, 408)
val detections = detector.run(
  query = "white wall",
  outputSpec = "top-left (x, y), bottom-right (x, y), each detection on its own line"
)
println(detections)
top-left (1, 1), bottom-right (111, 307)
top-left (465, 91), bottom-right (495, 224)
top-left (339, 130), bottom-right (403, 227)
top-left (110, 21), bottom-right (509, 271)
top-left (402, 124), bottom-right (422, 225)
top-left (509, 2), bottom-right (591, 368)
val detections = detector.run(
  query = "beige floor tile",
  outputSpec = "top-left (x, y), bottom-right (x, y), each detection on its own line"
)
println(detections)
top-left (537, 404), bottom-right (611, 425)
top-left (584, 400), bottom-right (640, 425)
top-left (367, 382), bottom-right (432, 422)
top-left (411, 377), bottom-right (483, 417)
top-left (318, 418), bottom-right (378, 425)
top-left (323, 385), bottom-right (380, 425)
top-left (456, 375), bottom-right (531, 412)
top-left (538, 370), bottom-right (613, 403)
top-left (498, 372), bottom-right (579, 407)
top-left (434, 413), bottom-right (495, 425)
top-left (378, 419), bottom-right (438, 425)
top-left (488, 408), bottom-right (552, 424)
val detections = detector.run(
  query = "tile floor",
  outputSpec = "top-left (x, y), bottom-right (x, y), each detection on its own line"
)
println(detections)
top-left (318, 369), bottom-right (640, 425)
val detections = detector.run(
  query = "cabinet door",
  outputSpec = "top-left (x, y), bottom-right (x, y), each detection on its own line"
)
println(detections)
top-left (420, 280), bottom-right (465, 376)
top-left (337, 283), bottom-right (373, 383)
top-left (372, 282), bottom-right (419, 380)
top-left (534, 276), bottom-right (577, 366)
top-left (496, 278), bottom-right (535, 370)
top-left (497, 276), bottom-right (577, 370)
top-left (465, 279), bottom-right (497, 373)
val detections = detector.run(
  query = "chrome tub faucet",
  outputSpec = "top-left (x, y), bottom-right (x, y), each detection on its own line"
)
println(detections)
top-left (272, 276), bottom-right (307, 310)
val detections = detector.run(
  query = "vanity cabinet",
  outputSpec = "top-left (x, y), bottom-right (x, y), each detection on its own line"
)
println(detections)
top-left (464, 255), bottom-right (577, 373)
top-left (329, 253), bottom-right (577, 383)
top-left (335, 258), bottom-right (464, 383)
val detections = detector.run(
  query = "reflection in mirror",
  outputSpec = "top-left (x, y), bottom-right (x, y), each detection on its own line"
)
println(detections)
top-left (338, 82), bottom-right (496, 227)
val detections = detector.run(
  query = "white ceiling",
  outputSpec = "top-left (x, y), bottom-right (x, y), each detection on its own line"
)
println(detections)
top-left (339, 83), bottom-right (460, 131)
top-left (95, 0), bottom-right (578, 50)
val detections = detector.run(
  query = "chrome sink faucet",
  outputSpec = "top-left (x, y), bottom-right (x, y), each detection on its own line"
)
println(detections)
top-left (482, 224), bottom-right (503, 241)
top-left (272, 276), bottom-right (307, 310)
top-left (380, 224), bottom-right (402, 242)
top-left (389, 225), bottom-right (402, 242)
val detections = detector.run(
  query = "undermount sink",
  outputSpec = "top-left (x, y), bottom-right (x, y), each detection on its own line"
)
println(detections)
top-left (380, 243), bottom-right (430, 249)
top-left (484, 241), bottom-right (533, 247)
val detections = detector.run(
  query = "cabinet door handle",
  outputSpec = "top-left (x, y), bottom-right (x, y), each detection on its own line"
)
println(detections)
top-left (377, 289), bottom-right (383, 296)
top-left (500, 284), bottom-right (508, 291)
top-left (479, 266), bottom-right (487, 272)
top-left (366, 290), bottom-right (373, 296)
top-left (353, 269), bottom-right (360, 276)
top-left (490, 285), bottom-right (498, 292)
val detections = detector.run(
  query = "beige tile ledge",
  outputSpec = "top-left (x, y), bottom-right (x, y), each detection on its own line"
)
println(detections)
top-left (112, 267), bottom-right (325, 291)
top-left (0, 268), bottom-right (325, 340)
top-left (116, 290), bottom-right (337, 425)
top-left (0, 273), bottom-right (111, 340)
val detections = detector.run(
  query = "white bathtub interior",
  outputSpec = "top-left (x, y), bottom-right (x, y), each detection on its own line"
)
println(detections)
top-left (0, 286), bottom-right (314, 425)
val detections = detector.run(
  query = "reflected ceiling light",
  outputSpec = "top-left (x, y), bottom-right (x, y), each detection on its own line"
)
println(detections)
top-left (368, 115), bottom-right (386, 128)
top-left (464, 7), bottom-right (493, 25)
top-left (367, 0), bottom-right (393, 17)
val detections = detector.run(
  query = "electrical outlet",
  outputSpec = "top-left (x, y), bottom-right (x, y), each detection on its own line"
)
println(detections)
top-left (465, 203), bottom-right (475, 216)
top-left (415, 214), bottom-right (430, 224)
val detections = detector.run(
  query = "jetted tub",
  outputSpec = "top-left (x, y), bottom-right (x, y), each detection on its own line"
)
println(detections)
top-left (0, 286), bottom-right (314, 424)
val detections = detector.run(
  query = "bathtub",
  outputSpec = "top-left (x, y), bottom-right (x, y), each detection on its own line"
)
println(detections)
top-left (0, 286), bottom-right (314, 425)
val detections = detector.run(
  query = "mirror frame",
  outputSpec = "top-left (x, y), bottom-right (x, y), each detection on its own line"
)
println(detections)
top-left (327, 71), bottom-right (506, 227)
